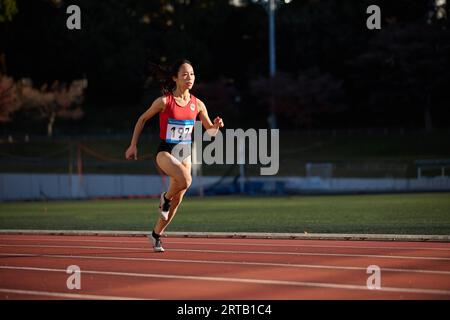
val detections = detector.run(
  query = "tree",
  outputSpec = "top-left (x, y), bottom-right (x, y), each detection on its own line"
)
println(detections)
top-left (0, 73), bottom-right (20, 122)
top-left (193, 79), bottom-right (241, 126)
top-left (250, 70), bottom-right (346, 128)
top-left (17, 78), bottom-right (87, 136)
top-left (0, 0), bottom-right (18, 22)
top-left (347, 20), bottom-right (450, 131)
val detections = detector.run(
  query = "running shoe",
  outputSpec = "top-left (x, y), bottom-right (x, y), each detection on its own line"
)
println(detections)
top-left (149, 233), bottom-right (165, 252)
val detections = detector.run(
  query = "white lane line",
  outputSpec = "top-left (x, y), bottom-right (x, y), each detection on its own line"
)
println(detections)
top-left (2, 237), bottom-right (450, 251)
top-left (1, 252), bottom-right (450, 275)
top-left (1, 265), bottom-right (449, 296)
top-left (0, 288), bottom-right (145, 300)
top-left (167, 241), bottom-right (450, 251)
top-left (170, 248), bottom-right (450, 261)
top-left (1, 244), bottom-right (450, 261)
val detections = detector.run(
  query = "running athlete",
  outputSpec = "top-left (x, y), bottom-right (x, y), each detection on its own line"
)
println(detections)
top-left (125, 59), bottom-right (224, 252)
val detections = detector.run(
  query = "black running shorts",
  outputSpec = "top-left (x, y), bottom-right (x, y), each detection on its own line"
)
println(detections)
top-left (156, 140), bottom-right (191, 161)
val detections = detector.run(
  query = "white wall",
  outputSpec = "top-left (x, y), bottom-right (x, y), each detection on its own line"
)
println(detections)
top-left (1, 173), bottom-right (449, 201)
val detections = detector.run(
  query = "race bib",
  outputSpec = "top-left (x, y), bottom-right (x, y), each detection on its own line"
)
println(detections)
top-left (165, 119), bottom-right (195, 144)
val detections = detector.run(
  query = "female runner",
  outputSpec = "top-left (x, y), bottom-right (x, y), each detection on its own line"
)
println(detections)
top-left (125, 59), bottom-right (224, 252)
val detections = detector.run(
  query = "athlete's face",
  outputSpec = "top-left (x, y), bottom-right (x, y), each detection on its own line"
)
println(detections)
top-left (173, 63), bottom-right (195, 91)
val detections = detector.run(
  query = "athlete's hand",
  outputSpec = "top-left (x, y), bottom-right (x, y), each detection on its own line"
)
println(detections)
top-left (213, 117), bottom-right (224, 129)
top-left (125, 145), bottom-right (138, 160)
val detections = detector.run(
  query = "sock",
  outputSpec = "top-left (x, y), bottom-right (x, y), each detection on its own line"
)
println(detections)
top-left (152, 230), bottom-right (160, 239)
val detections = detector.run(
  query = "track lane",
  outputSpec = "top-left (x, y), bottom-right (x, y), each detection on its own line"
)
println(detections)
top-left (1, 235), bottom-right (449, 300)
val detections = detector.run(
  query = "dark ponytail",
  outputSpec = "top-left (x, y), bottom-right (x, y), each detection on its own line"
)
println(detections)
top-left (148, 59), bottom-right (193, 95)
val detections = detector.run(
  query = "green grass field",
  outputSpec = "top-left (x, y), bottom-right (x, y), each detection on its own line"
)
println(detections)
top-left (1, 193), bottom-right (449, 235)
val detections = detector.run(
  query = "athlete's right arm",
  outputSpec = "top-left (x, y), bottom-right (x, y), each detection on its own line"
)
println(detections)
top-left (125, 97), bottom-right (166, 160)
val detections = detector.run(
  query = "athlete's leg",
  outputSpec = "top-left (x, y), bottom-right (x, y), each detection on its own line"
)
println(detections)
top-left (156, 152), bottom-right (192, 200)
top-left (153, 188), bottom-right (187, 234)
top-left (153, 157), bottom-right (191, 234)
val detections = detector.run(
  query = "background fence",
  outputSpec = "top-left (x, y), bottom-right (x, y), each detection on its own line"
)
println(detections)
top-left (1, 129), bottom-right (449, 200)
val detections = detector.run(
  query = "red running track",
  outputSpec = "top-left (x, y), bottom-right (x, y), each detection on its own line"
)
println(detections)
top-left (0, 234), bottom-right (449, 300)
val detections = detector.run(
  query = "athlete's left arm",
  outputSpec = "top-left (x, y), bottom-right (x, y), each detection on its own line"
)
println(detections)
top-left (197, 99), bottom-right (224, 136)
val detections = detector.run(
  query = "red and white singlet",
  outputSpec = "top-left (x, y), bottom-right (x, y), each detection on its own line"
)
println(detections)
top-left (159, 93), bottom-right (199, 144)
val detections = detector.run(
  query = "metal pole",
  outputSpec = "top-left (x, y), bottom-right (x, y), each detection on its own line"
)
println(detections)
top-left (268, 0), bottom-right (277, 129)
top-left (238, 139), bottom-right (245, 194)
top-left (269, 0), bottom-right (276, 77)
